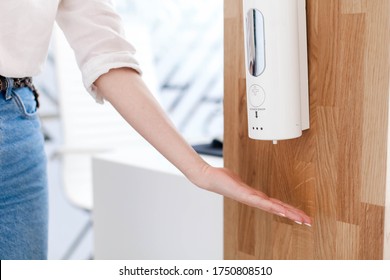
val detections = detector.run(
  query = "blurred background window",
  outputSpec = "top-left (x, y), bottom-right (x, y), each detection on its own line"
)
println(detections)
top-left (115, 0), bottom-right (224, 141)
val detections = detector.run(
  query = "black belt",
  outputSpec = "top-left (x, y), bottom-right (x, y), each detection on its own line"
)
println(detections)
top-left (0, 75), bottom-right (40, 108)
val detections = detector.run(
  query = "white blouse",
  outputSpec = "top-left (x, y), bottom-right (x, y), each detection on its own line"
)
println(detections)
top-left (0, 0), bottom-right (141, 102)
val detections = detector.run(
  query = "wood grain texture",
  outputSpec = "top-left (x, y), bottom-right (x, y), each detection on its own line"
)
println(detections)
top-left (224, 0), bottom-right (390, 259)
top-left (360, 0), bottom-right (390, 206)
top-left (340, 0), bottom-right (367, 14)
top-left (336, 222), bottom-right (359, 259)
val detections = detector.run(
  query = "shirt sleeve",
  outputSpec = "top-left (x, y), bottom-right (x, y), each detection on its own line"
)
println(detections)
top-left (56, 0), bottom-right (142, 103)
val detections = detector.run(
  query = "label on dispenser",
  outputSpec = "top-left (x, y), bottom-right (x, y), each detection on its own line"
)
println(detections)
top-left (248, 84), bottom-right (265, 107)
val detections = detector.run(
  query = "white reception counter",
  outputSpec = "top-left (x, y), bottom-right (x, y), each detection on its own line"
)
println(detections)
top-left (92, 141), bottom-right (223, 260)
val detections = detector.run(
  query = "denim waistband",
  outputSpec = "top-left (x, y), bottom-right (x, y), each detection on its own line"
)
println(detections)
top-left (0, 75), bottom-right (40, 108)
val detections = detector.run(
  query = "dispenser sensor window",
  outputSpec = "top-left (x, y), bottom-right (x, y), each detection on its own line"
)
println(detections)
top-left (246, 8), bottom-right (266, 77)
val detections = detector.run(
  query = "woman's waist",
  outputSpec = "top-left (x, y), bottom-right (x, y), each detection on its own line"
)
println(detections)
top-left (0, 76), bottom-right (40, 108)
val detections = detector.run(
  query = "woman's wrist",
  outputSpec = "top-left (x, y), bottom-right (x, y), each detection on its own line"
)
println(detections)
top-left (184, 159), bottom-right (213, 190)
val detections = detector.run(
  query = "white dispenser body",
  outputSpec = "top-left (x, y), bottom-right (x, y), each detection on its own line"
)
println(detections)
top-left (243, 0), bottom-right (309, 142)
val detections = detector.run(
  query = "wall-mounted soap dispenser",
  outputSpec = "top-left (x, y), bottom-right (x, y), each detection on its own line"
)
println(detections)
top-left (243, 0), bottom-right (310, 144)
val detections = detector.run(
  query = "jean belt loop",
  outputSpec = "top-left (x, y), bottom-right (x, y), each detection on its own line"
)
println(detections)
top-left (5, 78), bottom-right (14, 100)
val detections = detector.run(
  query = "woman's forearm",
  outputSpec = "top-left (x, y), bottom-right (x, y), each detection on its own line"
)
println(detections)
top-left (94, 68), bottom-right (209, 185)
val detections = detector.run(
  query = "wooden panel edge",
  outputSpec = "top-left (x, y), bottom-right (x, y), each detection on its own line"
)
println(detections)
top-left (384, 70), bottom-right (390, 259)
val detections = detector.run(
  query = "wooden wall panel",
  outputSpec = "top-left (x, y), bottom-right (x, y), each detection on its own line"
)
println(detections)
top-left (340, 0), bottom-right (366, 14)
top-left (224, 0), bottom-right (390, 259)
top-left (361, 0), bottom-right (390, 206)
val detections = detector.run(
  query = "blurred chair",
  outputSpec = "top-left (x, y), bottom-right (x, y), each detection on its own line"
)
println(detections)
top-left (52, 24), bottom-right (159, 259)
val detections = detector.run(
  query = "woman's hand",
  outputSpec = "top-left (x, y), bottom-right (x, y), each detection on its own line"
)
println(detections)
top-left (189, 164), bottom-right (312, 226)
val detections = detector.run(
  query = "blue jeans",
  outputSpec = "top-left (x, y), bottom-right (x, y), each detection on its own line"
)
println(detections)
top-left (0, 84), bottom-right (48, 260)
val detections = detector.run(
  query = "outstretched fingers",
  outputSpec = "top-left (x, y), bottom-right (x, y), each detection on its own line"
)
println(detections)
top-left (247, 193), bottom-right (312, 227)
top-left (269, 198), bottom-right (312, 226)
